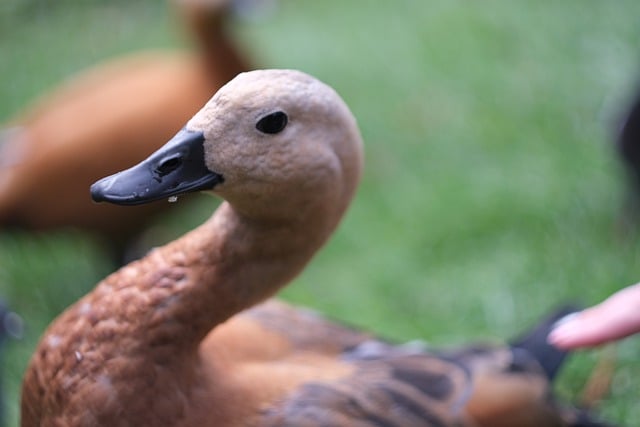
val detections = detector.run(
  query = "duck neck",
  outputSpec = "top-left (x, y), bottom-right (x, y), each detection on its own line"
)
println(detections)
top-left (183, 5), bottom-right (250, 81)
top-left (119, 198), bottom-right (339, 351)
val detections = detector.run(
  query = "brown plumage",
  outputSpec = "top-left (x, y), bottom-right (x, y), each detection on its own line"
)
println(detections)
top-left (0, 0), bottom-right (249, 261)
top-left (21, 70), bottom-right (611, 427)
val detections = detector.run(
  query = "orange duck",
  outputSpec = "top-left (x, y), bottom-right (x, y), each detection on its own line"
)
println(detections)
top-left (21, 70), bottom-right (611, 426)
top-left (0, 0), bottom-right (250, 262)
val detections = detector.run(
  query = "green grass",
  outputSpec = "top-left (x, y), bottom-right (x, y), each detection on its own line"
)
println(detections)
top-left (2, 0), bottom-right (640, 424)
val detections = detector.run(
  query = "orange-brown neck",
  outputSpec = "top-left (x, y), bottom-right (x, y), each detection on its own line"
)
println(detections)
top-left (21, 197), bottom-right (341, 426)
top-left (95, 197), bottom-right (339, 351)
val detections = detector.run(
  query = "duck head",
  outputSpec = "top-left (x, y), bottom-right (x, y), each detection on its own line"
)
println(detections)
top-left (91, 69), bottom-right (363, 222)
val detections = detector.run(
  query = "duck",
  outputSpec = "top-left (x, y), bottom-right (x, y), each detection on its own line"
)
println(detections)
top-left (20, 70), bottom-right (612, 427)
top-left (615, 86), bottom-right (640, 229)
top-left (0, 0), bottom-right (250, 263)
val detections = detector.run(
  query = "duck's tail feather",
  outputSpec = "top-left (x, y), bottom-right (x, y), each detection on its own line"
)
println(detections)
top-left (509, 304), bottom-right (580, 381)
top-left (510, 305), bottom-right (620, 427)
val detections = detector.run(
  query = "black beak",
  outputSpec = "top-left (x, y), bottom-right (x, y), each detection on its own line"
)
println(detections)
top-left (90, 129), bottom-right (223, 206)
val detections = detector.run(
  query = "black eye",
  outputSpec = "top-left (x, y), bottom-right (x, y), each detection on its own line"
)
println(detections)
top-left (256, 111), bottom-right (288, 134)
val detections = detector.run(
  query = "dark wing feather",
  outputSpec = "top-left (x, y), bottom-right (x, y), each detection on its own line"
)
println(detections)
top-left (261, 353), bottom-right (470, 427)
top-left (255, 304), bottom-right (614, 427)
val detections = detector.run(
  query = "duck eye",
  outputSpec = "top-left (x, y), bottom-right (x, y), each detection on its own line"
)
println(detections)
top-left (256, 111), bottom-right (288, 134)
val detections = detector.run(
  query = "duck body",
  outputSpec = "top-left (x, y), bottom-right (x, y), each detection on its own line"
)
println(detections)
top-left (0, 0), bottom-right (248, 260)
top-left (1, 51), bottom-right (221, 235)
top-left (22, 291), bottom-right (593, 427)
top-left (21, 70), bottom-right (611, 427)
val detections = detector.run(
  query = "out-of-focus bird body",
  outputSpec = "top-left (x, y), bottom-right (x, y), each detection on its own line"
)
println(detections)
top-left (1, 52), bottom-right (214, 230)
top-left (0, 0), bottom-right (249, 259)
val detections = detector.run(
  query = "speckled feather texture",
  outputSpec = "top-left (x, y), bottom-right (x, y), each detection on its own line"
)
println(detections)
top-left (21, 70), bottom-right (611, 427)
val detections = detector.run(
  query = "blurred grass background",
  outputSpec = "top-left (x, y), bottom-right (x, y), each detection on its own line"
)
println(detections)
top-left (2, 0), bottom-right (640, 425)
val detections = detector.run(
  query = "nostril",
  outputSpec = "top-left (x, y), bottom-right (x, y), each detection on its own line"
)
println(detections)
top-left (155, 155), bottom-right (182, 177)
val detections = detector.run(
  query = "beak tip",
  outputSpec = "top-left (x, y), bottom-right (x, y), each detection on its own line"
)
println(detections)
top-left (90, 174), bottom-right (124, 204)
top-left (90, 179), bottom-right (107, 203)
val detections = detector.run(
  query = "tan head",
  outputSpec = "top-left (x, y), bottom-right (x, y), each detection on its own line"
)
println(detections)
top-left (189, 69), bottom-right (362, 221)
top-left (91, 69), bottom-right (363, 227)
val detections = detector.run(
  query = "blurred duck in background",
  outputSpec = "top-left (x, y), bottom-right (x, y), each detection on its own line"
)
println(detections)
top-left (0, 0), bottom-right (254, 264)
top-left (614, 85), bottom-right (640, 229)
